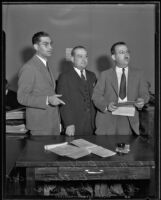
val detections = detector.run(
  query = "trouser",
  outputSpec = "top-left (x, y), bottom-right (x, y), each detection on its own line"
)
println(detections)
top-left (115, 115), bottom-right (132, 135)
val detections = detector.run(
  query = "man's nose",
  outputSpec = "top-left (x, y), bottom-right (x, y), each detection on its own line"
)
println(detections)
top-left (49, 45), bottom-right (53, 50)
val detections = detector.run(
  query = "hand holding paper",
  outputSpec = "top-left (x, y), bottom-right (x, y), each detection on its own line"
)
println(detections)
top-left (134, 98), bottom-right (144, 110)
top-left (111, 100), bottom-right (137, 117)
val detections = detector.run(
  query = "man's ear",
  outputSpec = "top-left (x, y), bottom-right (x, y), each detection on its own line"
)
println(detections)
top-left (111, 54), bottom-right (115, 61)
top-left (33, 44), bottom-right (38, 51)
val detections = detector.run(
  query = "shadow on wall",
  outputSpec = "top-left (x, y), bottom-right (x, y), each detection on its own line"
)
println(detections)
top-left (58, 58), bottom-right (73, 75)
top-left (8, 46), bottom-right (35, 91)
top-left (96, 55), bottom-right (114, 72)
top-left (20, 46), bottom-right (35, 64)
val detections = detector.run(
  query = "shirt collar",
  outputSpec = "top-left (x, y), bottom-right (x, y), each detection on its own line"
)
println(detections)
top-left (36, 55), bottom-right (47, 66)
top-left (116, 66), bottom-right (128, 72)
top-left (74, 67), bottom-right (85, 74)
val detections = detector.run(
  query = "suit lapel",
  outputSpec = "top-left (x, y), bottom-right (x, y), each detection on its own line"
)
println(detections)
top-left (127, 68), bottom-right (135, 99)
top-left (70, 68), bottom-right (88, 96)
top-left (33, 56), bottom-right (55, 88)
top-left (111, 68), bottom-right (118, 96)
top-left (86, 71), bottom-right (94, 96)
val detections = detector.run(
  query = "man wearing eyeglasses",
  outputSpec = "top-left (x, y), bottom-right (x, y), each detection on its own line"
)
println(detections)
top-left (17, 32), bottom-right (65, 135)
top-left (92, 42), bottom-right (149, 135)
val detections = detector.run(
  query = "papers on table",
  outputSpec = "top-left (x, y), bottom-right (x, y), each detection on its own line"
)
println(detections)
top-left (44, 139), bottom-right (116, 159)
top-left (44, 142), bottom-right (68, 150)
top-left (88, 146), bottom-right (116, 157)
top-left (45, 142), bottom-right (90, 159)
top-left (70, 139), bottom-right (97, 149)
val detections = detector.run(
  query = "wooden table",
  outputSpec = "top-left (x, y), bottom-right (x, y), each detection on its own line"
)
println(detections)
top-left (10, 134), bottom-right (155, 197)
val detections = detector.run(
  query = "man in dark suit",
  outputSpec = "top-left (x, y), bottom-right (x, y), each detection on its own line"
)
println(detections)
top-left (92, 42), bottom-right (149, 135)
top-left (17, 32), bottom-right (65, 135)
top-left (57, 46), bottom-right (97, 136)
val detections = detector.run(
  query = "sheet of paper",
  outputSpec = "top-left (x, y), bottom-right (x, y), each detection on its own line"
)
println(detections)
top-left (70, 139), bottom-right (97, 148)
top-left (112, 106), bottom-right (135, 116)
top-left (44, 142), bottom-right (68, 150)
top-left (48, 144), bottom-right (82, 156)
top-left (66, 148), bottom-right (90, 159)
top-left (115, 101), bottom-right (136, 107)
top-left (88, 146), bottom-right (116, 157)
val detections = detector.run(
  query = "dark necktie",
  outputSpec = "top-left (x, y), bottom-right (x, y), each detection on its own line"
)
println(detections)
top-left (46, 62), bottom-right (50, 72)
top-left (46, 62), bottom-right (52, 81)
top-left (119, 68), bottom-right (126, 99)
top-left (80, 70), bottom-right (86, 81)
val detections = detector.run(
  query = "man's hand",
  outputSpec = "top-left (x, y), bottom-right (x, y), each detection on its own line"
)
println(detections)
top-left (48, 94), bottom-right (65, 106)
top-left (135, 98), bottom-right (144, 110)
top-left (65, 125), bottom-right (75, 136)
top-left (108, 102), bottom-right (118, 112)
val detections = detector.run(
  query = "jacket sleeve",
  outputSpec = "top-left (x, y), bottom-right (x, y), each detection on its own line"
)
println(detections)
top-left (138, 71), bottom-right (150, 104)
top-left (17, 65), bottom-right (47, 109)
top-left (57, 74), bottom-right (75, 127)
top-left (92, 72), bottom-right (108, 112)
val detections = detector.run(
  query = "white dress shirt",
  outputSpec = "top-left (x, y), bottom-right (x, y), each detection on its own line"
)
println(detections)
top-left (74, 67), bottom-right (87, 80)
top-left (36, 55), bottom-right (47, 66)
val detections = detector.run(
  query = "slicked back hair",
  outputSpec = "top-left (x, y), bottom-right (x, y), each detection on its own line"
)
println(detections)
top-left (71, 46), bottom-right (87, 57)
top-left (32, 32), bottom-right (50, 45)
top-left (111, 42), bottom-right (127, 55)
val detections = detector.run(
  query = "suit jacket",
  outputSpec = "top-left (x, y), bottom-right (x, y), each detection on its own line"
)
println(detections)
top-left (92, 67), bottom-right (150, 135)
top-left (17, 55), bottom-right (60, 134)
top-left (57, 67), bottom-right (97, 135)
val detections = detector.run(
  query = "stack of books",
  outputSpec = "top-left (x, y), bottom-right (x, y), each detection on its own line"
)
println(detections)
top-left (6, 107), bottom-right (28, 136)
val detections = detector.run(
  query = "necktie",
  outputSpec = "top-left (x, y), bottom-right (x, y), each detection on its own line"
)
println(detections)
top-left (80, 70), bottom-right (86, 81)
top-left (46, 62), bottom-right (52, 81)
top-left (46, 62), bottom-right (50, 72)
top-left (119, 68), bottom-right (126, 99)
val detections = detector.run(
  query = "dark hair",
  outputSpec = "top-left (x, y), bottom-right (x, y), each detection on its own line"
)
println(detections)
top-left (32, 32), bottom-right (50, 45)
top-left (111, 42), bottom-right (127, 55)
top-left (71, 46), bottom-right (87, 56)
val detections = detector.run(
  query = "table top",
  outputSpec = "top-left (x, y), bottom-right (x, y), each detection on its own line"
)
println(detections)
top-left (15, 135), bottom-right (155, 168)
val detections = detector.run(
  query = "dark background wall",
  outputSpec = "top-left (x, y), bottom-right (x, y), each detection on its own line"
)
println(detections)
top-left (3, 4), bottom-right (155, 92)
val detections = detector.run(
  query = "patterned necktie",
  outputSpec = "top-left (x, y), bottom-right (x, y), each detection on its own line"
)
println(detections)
top-left (119, 68), bottom-right (126, 99)
top-left (80, 70), bottom-right (86, 81)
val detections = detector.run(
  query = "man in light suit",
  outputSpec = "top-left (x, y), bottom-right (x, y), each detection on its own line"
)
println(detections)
top-left (92, 42), bottom-right (149, 135)
top-left (17, 32), bottom-right (65, 135)
top-left (57, 46), bottom-right (97, 136)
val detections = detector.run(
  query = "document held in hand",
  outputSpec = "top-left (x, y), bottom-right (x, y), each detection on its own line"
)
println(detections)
top-left (112, 105), bottom-right (135, 117)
